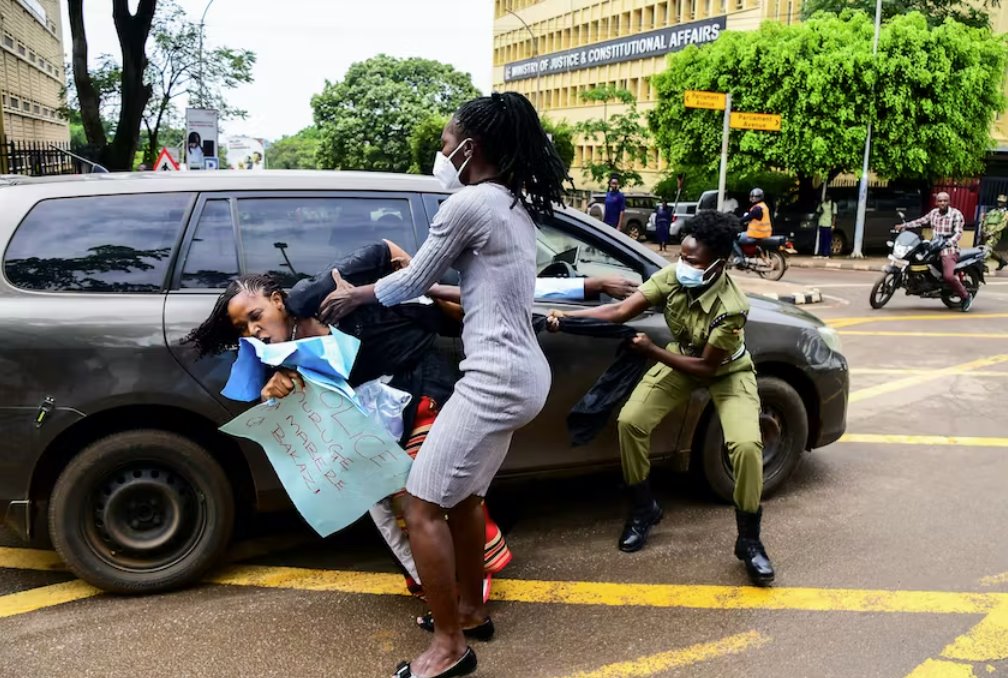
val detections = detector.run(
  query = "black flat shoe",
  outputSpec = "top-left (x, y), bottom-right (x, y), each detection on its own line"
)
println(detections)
top-left (416, 612), bottom-right (495, 641)
top-left (393, 646), bottom-right (477, 678)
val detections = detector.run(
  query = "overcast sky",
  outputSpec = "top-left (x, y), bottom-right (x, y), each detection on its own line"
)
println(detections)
top-left (62, 0), bottom-right (496, 141)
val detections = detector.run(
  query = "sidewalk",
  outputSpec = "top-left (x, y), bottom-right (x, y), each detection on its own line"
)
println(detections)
top-left (646, 243), bottom-right (888, 271)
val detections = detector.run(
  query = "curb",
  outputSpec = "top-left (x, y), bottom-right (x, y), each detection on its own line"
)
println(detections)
top-left (752, 288), bottom-right (823, 305)
top-left (789, 259), bottom-right (885, 272)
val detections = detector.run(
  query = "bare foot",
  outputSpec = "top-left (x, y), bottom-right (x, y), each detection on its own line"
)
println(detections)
top-left (407, 634), bottom-right (467, 678)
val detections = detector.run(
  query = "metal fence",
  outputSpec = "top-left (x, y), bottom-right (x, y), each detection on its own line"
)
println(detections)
top-left (1, 139), bottom-right (104, 176)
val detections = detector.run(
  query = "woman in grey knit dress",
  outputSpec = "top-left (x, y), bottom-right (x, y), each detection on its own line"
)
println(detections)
top-left (320, 92), bottom-right (570, 678)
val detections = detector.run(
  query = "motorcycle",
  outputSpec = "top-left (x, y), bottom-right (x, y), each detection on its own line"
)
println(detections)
top-left (729, 233), bottom-right (797, 282)
top-left (869, 211), bottom-right (988, 309)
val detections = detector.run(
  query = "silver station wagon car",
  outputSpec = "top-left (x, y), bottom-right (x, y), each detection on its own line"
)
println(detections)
top-left (0, 172), bottom-right (848, 593)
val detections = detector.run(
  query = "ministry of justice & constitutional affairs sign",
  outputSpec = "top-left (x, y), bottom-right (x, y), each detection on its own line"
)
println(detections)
top-left (503, 16), bottom-right (726, 82)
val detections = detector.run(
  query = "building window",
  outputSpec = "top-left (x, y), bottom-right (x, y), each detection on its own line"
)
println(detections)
top-left (23, 101), bottom-right (31, 111)
top-left (10, 97), bottom-right (19, 109)
top-left (33, 104), bottom-right (40, 114)
top-left (28, 50), bottom-right (35, 61)
top-left (17, 43), bottom-right (25, 56)
top-left (2, 34), bottom-right (13, 49)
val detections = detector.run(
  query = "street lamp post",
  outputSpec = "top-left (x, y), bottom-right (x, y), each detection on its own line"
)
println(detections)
top-left (505, 9), bottom-right (539, 109)
top-left (197, 0), bottom-right (217, 108)
top-left (851, 0), bottom-right (883, 259)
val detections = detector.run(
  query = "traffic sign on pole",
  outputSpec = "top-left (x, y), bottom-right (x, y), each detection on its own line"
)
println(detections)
top-left (153, 147), bottom-right (180, 172)
top-left (684, 90), bottom-right (728, 110)
top-left (729, 112), bottom-right (782, 132)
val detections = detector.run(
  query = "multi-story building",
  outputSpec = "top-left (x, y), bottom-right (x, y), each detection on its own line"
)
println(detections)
top-left (0, 0), bottom-right (69, 145)
top-left (492, 0), bottom-right (1008, 193)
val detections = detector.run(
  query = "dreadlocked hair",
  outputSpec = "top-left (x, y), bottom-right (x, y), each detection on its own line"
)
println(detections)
top-left (454, 91), bottom-right (571, 218)
top-left (182, 273), bottom-right (287, 358)
top-left (680, 210), bottom-right (740, 260)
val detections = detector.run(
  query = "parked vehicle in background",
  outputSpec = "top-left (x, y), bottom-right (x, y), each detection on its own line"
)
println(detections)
top-left (646, 201), bottom-right (699, 242)
top-left (586, 191), bottom-right (658, 240)
top-left (775, 185), bottom-right (927, 255)
top-left (0, 172), bottom-right (848, 595)
top-left (697, 189), bottom-right (752, 218)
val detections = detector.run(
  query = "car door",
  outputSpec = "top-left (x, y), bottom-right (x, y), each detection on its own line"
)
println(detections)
top-left (164, 191), bottom-right (426, 410)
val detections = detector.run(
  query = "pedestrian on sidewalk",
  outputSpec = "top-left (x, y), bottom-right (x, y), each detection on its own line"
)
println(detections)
top-left (981, 193), bottom-right (1008, 272)
top-left (898, 191), bottom-right (973, 311)
top-left (547, 210), bottom-right (776, 587)
top-left (654, 198), bottom-right (673, 251)
top-left (316, 91), bottom-right (566, 678)
top-left (815, 192), bottom-right (838, 258)
top-left (603, 174), bottom-right (627, 232)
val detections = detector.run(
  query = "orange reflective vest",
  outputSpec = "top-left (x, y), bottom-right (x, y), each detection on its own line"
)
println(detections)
top-left (746, 201), bottom-right (772, 239)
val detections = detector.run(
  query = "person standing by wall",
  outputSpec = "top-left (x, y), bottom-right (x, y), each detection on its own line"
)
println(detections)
top-left (981, 193), bottom-right (1008, 272)
top-left (603, 175), bottom-right (627, 232)
top-left (815, 192), bottom-right (838, 258)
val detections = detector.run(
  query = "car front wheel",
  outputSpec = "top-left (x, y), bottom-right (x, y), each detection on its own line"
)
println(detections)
top-left (48, 429), bottom-right (234, 594)
top-left (697, 376), bottom-right (808, 503)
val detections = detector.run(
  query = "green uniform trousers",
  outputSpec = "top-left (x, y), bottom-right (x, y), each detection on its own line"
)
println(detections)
top-left (617, 362), bottom-right (764, 512)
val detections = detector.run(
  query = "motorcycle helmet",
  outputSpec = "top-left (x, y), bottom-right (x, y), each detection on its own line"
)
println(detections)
top-left (750, 188), bottom-right (765, 201)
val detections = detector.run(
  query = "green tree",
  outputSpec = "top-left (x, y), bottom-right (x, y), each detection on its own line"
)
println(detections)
top-left (649, 12), bottom-right (1007, 203)
top-left (801, 0), bottom-right (997, 29)
top-left (575, 86), bottom-right (652, 188)
top-left (267, 127), bottom-right (322, 169)
top-left (409, 113), bottom-right (450, 174)
top-left (312, 55), bottom-right (481, 172)
top-left (540, 117), bottom-right (575, 172)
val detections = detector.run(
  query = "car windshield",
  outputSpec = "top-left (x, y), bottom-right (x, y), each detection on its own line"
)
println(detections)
top-left (535, 220), bottom-right (643, 283)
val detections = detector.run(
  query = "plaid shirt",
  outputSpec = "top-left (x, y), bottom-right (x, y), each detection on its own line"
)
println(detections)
top-left (904, 207), bottom-right (964, 255)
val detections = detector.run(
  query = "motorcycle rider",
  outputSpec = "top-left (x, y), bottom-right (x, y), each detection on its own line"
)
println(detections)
top-left (734, 188), bottom-right (773, 261)
top-left (981, 193), bottom-right (1008, 272)
top-left (897, 192), bottom-right (973, 311)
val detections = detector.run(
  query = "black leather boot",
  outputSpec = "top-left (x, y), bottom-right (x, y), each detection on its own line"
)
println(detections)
top-left (734, 506), bottom-right (775, 586)
top-left (618, 480), bottom-right (663, 552)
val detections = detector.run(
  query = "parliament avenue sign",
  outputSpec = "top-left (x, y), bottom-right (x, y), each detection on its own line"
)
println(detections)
top-left (503, 16), bottom-right (726, 82)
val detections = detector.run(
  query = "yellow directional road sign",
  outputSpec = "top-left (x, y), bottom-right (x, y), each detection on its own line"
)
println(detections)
top-left (684, 90), bottom-right (727, 110)
top-left (730, 112), bottom-right (782, 131)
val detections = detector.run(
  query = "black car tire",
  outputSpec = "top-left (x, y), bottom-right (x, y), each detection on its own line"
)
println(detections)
top-left (697, 376), bottom-right (808, 503)
top-left (625, 220), bottom-right (643, 240)
top-left (831, 232), bottom-right (848, 256)
top-left (49, 429), bottom-right (234, 594)
top-left (941, 269), bottom-right (980, 308)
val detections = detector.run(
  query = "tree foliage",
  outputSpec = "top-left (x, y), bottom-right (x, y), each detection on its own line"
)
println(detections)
top-left (575, 86), bottom-right (652, 188)
top-left (267, 127), bottom-right (321, 169)
top-left (801, 0), bottom-right (997, 30)
top-left (540, 117), bottom-right (576, 172)
top-left (312, 55), bottom-right (481, 172)
top-left (649, 12), bottom-right (1007, 202)
top-left (409, 113), bottom-right (450, 174)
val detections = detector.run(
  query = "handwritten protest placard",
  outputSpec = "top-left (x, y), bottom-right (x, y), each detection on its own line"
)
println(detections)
top-left (221, 381), bottom-right (412, 536)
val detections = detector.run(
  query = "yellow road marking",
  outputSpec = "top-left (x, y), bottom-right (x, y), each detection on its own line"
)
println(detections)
top-left (980, 572), bottom-right (1008, 587)
top-left (0, 580), bottom-right (100, 619)
top-left (907, 602), bottom-right (1008, 676)
top-left (839, 330), bottom-right (1008, 339)
top-left (0, 547), bottom-right (65, 571)
top-left (560, 630), bottom-right (770, 678)
top-left (839, 434), bottom-right (1008, 448)
top-left (829, 313), bottom-right (1008, 329)
top-left (209, 565), bottom-right (1008, 615)
top-left (850, 368), bottom-right (1008, 378)
top-left (848, 355), bottom-right (1008, 404)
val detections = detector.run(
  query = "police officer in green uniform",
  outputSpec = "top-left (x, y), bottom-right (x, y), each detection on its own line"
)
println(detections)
top-left (549, 210), bottom-right (774, 585)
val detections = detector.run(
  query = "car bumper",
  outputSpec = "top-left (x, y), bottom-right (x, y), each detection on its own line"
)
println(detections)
top-left (811, 351), bottom-right (849, 448)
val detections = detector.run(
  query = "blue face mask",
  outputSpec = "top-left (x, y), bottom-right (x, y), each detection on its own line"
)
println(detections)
top-left (676, 257), bottom-right (722, 288)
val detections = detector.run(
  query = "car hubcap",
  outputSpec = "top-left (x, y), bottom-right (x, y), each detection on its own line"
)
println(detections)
top-left (89, 466), bottom-right (205, 571)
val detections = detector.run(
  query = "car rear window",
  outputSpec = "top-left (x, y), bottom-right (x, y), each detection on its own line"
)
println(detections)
top-left (3, 193), bottom-right (192, 293)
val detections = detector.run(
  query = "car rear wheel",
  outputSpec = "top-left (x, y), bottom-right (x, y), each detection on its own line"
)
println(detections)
top-left (49, 430), bottom-right (234, 594)
top-left (831, 232), bottom-right (848, 256)
top-left (697, 377), bottom-right (808, 503)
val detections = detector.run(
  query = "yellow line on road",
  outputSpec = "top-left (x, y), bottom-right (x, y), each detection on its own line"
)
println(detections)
top-left (906, 601), bottom-right (1008, 676)
top-left (0, 547), bottom-right (65, 571)
top-left (829, 313), bottom-right (1008, 329)
top-left (210, 565), bottom-right (1008, 616)
top-left (850, 368), bottom-right (1008, 378)
top-left (839, 330), bottom-right (1008, 339)
top-left (905, 659), bottom-right (977, 678)
top-left (839, 434), bottom-right (1008, 448)
top-left (560, 631), bottom-right (770, 678)
top-left (848, 355), bottom-right (1008, 404)
top-left (0, 580), bottom-right (100, 619)
top-left (980, 572), bottom-right (1008, 587)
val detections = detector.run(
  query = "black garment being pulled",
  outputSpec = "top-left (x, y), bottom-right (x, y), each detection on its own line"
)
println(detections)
top-left (532, 314), bottom-right (648, 446)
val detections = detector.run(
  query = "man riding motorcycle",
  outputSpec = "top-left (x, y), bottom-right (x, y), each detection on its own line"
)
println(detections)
top-left (733, 188), bottom-right (772, 261)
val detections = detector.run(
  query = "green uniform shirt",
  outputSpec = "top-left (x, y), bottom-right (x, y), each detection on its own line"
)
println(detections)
top-left (818, 199), bottom-right (838, 228)
top-left (983, 207), bottom-right (1008, 239)
top-left (638, 266), bottom-right (754, 377)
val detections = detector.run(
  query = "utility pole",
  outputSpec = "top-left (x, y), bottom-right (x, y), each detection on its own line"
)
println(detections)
top-left (198, 0), bottom-right (217, 108)
top-left (851, 0), bottom-right (883, 258)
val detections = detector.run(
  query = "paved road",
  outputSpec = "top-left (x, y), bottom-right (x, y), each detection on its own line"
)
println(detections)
top-left (2, 268), bottom-right (1007, 678)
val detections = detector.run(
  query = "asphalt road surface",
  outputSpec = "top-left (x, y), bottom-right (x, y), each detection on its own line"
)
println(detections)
top-left (1, 268), bottom-right (1007, 678)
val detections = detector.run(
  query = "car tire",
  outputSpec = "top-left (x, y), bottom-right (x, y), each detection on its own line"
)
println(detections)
top-left (48, 429), bottom-right (235, 594)
top-left (697, 376), bottom-right (808, 503)
top-left (830, 232), bottom-right (848, 256)
top-left (625, 220), bottom-right (643, 240)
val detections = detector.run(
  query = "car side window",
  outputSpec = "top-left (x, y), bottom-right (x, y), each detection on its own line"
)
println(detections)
top-left (236, 196), bottom-right (413, 287)
top-left (180, 199), bottom-right (238, 289)
top-left (535, 217), bottom-right (644, 288)
top-left (3, 193), bottom-right (192, 293)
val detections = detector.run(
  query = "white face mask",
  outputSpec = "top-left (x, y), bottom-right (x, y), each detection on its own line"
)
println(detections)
top-left (432, 138), bottom-right (473, 190)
